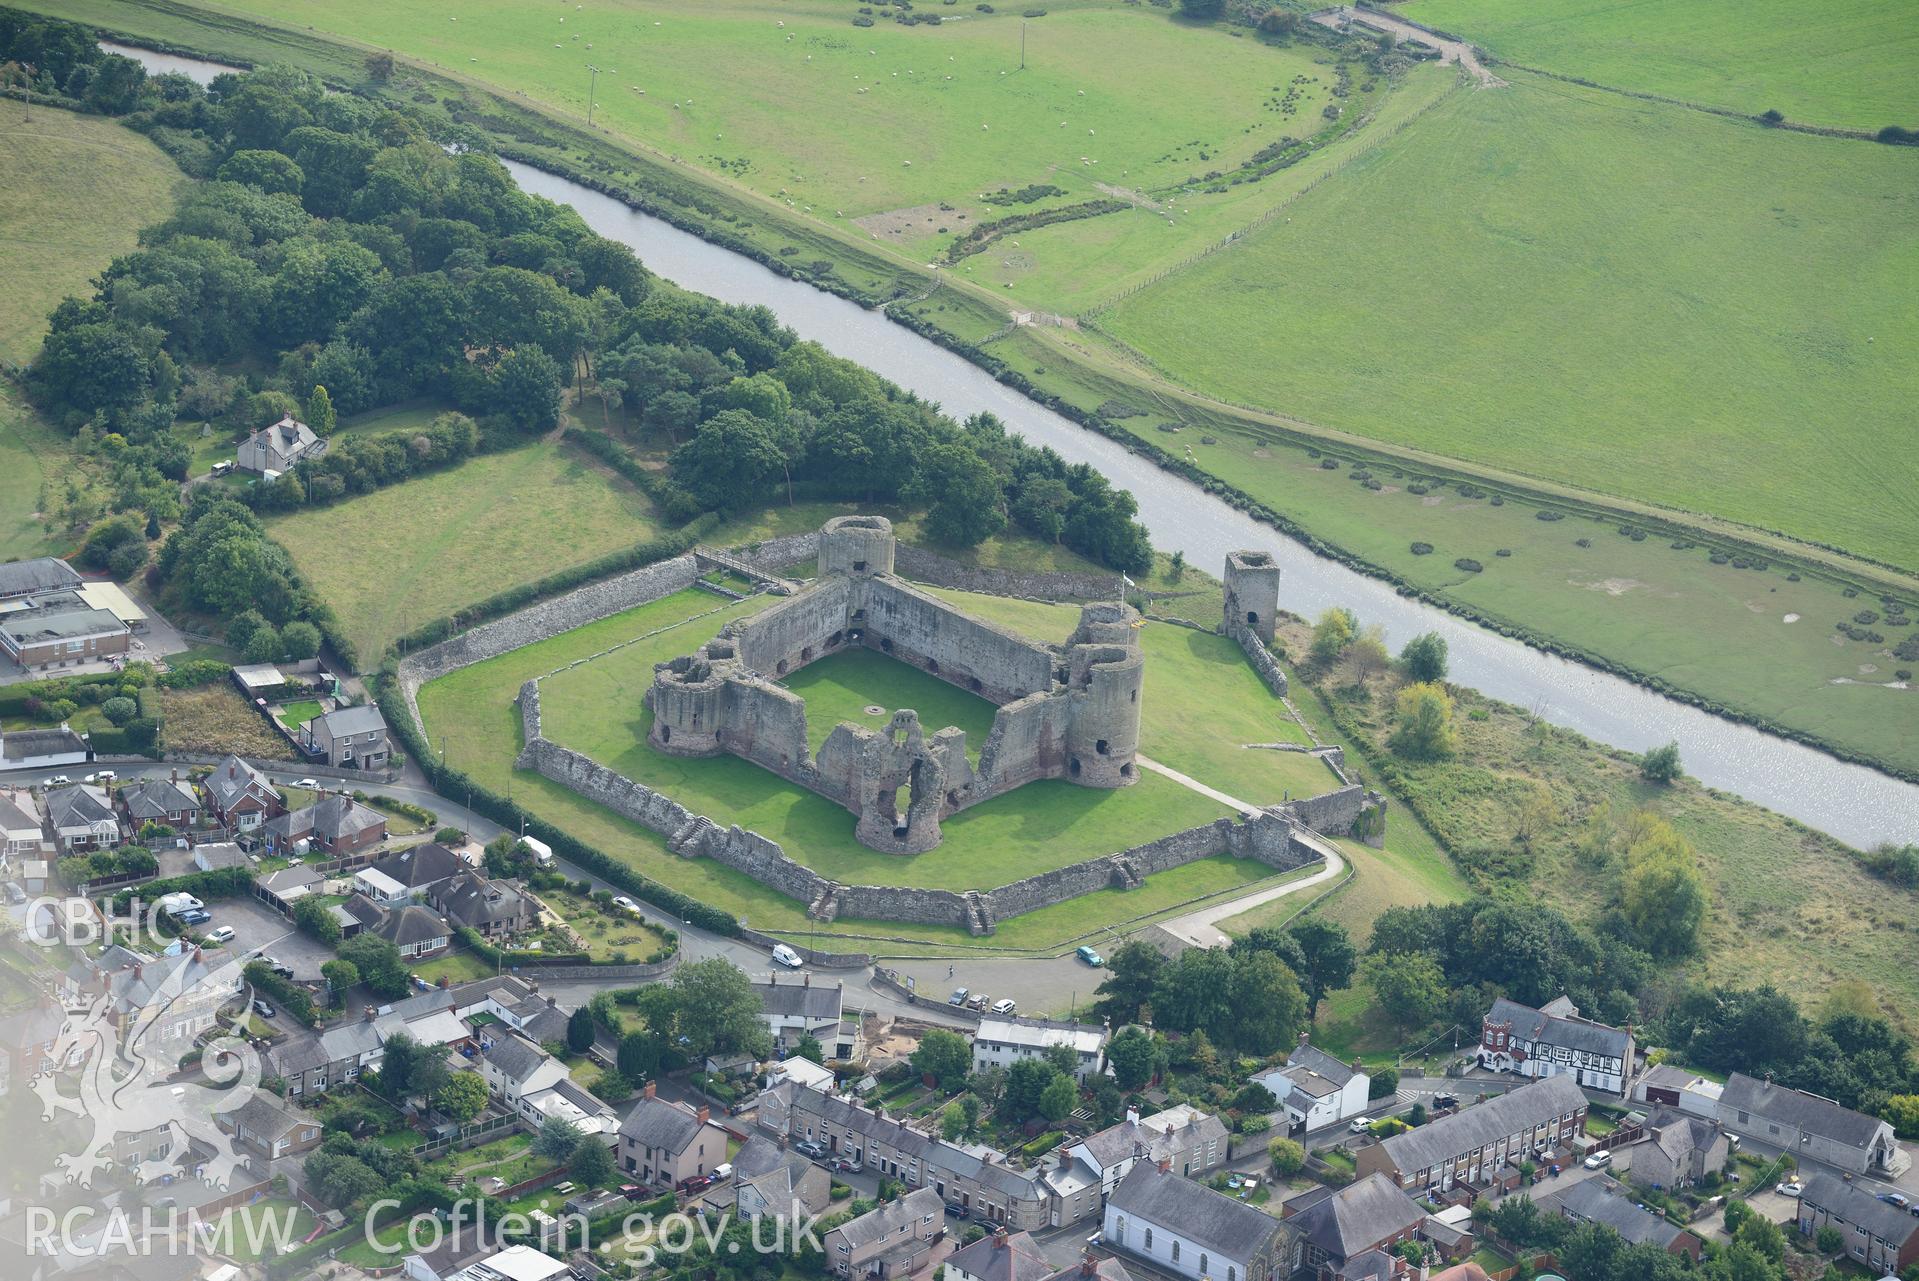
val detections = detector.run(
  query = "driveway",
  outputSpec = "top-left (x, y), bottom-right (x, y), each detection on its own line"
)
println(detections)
top-left (197, 894), bottom-right (336, 981)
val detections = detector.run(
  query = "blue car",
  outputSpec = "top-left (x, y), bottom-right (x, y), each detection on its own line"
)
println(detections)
top-left (1076, 945), bottom-right (1104, 967)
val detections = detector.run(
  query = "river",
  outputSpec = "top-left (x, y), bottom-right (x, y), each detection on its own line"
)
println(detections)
top-left (107, 44), bottom-right (1919, 849)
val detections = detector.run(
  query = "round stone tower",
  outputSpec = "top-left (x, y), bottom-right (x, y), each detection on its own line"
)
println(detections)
top-left (1063, 603), bottom-right (1144, 788)
top-left (819, 515), bottom-right (896, 578)
top-left (1223, 549), bottom-right (1281, 646)
top-left (647, 645), bottom-right (732, 756)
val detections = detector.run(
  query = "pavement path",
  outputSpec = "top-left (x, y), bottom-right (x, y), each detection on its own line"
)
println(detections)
top-left (1310, 6), bottom-right (1506, 87)
top-left (1135, 755), bottom-right (1259, 814)
top-left (1157, 832), bottom-right (1346, 949)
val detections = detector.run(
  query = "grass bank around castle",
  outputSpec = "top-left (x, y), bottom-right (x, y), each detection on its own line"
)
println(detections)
top-left (1400, 0), bottom-right (1919, 130)
top-left (417, 582), bottom-right (1313, 953)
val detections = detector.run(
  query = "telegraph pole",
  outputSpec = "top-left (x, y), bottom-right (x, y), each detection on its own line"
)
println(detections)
top-left (586, 63), bottom-right (605, 126)
top-left (1020, 22), bottom-right (1026, 71)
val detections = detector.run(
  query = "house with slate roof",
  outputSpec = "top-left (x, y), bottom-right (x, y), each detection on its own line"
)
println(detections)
top-left (0, 1000), bottom-right (67, 1099)
top-left (1478, 996), bottom-right (1634, 1095)
top-left (118, 776), bottom-right (203, 829)
top-left (1281, 1173), bottom-right (1428, 1281)
top-left (1356, 1076), bottom-right (1588, 1196)
top-left (1103, 1159), bottom-right (1289, 1281)
top-left (480, 1030), bottom-right (617, 1143)
top-left (973, 1015), bottom-right (1109, 1082)
top-left (1719, 1073), bottom-right (1906, 1176)
top-left (754, 973), bottom-right (849, 1054)
top-left (1632, 1109), bottom-right (1730, 1190)
top-left (371, 901), bottom-right (452, 959)
top-left (732, 1134), bottom-right (834, 1221)
top-left (266, 976), bottom-right (543, 1098)
top-left (619, 1081), bottom-right (729, 1187)
top-left (824, 1186), bottom-right (948, 1278)
top-left (263, 793), bottom-right (386, 856)
top-left (760, 1080), bottom-right (1051, 1229)
top-left (948, 1229), bottom-right (1135, 1281)
top-left (201, 755), bottom-right (283, 832)
top-left (1, 726), bottom-right (90, 770)
top-left (1541, 1179), bottom-right (1701, 1259)
top-left (432, 870), bottom-right (535, 940)
top-left (0, 788), bottom-right (45, 859)
top-left (44, 783), bottom-right (121, 851)
top-left (1255, 1038), bottom-right (1372, 1133)
top-left (222, 1091), bottom-right (323, 1163)
top-left (366, 842), bottom-right (467, 900)
top-left (1797, 1172), bottom-right (1919, 1275)
top-left (301, 703), bottom-right (390, 770)
top-left (236, 415), bottom-right (320, 476)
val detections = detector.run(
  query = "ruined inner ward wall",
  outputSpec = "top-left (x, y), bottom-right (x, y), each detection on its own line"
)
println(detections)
top-left (647, 515), bottom-right (1146, 853)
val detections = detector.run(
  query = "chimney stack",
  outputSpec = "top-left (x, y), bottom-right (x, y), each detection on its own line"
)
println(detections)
top-left (1156, 1156), bottom-right (1171, 1175)
top-left (994, 1228), bottom-right (1009, 1250)
top-left (1126, 1108), bottom-right (1140, 1126)
top-left (363, 1006), bottom-right (376, 1022)
top-left (696, 1104), bottom-right (710, 1126)
top-left (644, 1080), bottom-right (657, 1100)
top-left (1081, 1254), bottom-right (1098, 1278)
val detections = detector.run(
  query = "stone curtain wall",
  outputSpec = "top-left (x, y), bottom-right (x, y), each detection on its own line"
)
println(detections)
top-left (894, 546), bottom-right (1123, 604)
top-left (1226, 621), bottom-right (1290, 697)
top-left (731, 532), bottom-right (822, 574)
top-left (395, 553), bottom-right (703, 734)
top-left (519, 701), bottom-right (1340, 934)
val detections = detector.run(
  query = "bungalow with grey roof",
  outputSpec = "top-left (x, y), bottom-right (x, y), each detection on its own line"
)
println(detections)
top-left (432, 870), bottom-right (534, 940)
top-left (1, 726), bottom-right (90, 770)
top-left (263, 793), bottom-right (386, 857)
top-left (255, 864), bottom-right (322, 911)
top-left (1541, 1179), bottom-right (1701, 1259)
top-left (44, 784), bottom-right (121, 851)
top-left (118, 777), bottom-right (203, 829)
top-left (1719, 1073), bottom-right (1906, 1176)
top-left (0, 598), bottom-right (128, 671)
top-left (366, 842), bottom-right (466, 899)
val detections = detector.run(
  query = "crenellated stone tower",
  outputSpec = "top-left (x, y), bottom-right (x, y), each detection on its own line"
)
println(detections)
top-left (1223, 549), bottom-right (1281, 647)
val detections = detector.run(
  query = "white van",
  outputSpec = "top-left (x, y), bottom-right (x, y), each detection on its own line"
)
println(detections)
top-left (521, 836), bottom-right (555, 867)
top-left (770, 943), bottom-right (804, 969)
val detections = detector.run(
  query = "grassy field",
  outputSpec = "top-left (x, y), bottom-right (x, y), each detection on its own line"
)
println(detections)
top-left (1103, 72), bottom-right (1919, 572)
top-left (1401, 0), bottom-right (1919, 129)
top-left (779, 647), bottom-right (998, 760)
top-left (268, 437), bottom-right (666, 662)
top-left (0, 108), bottom-right (183, 561)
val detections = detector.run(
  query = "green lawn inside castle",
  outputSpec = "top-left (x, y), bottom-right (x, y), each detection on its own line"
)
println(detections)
top-left (420, 520), bottom-right (1367, 950)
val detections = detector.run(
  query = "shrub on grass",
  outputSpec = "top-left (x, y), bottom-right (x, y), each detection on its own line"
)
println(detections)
top-left (1535, 509), bottom-right (1563, 522)
top-left (1495, 548), bottom-right (1512, 557)
top-left (1409, 542), bottom-right (1433, 556)
top-left (1453, 558), bottom-right (1483, 573)
top-left (1319, 458), bottom-right (1339, 470)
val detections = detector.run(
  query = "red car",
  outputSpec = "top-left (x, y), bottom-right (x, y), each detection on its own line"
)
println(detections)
top-left (678, 1174), bottom-right (714, 1193)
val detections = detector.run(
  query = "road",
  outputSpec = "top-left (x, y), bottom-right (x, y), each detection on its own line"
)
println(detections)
top-left (1309, 6), bottom-right (1505, 87)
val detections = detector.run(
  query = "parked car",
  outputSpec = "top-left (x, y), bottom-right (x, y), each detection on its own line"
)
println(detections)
top-left (47, 774), bottom-right (70, 786)
top-left (1879, 1192), bottom-right (1910, 1209)
top-left (1349, 1118), bottom-right (1372, 1134)
top-left (210, 460), bottom-right (234, 476)
top-left (965, 993), bottom-right (989, 1011)
top-left (1583, 1150), bottom-right (1613, 1170)
top-left (990, 998), bottom-right (1017, 1016)
top-left (176, 909), bottom-right (211, 926)
top-left (770, 943), bottom-right (804, 969)
top-left (1432, 1094), bottom-right (1460, 1111)
top-left (612, 895), bottom-right (641, 915)
top-left (3, 883), bottom-right (24, 905)
top-left (620, 1184), bottom-right (648, 1202)
top-left (944, 1203), bottom-right (968, 1220)
top-left (1776, 1180), bottom-right (1804, 1197)
top-left (830, 1157), bottom-right (863, 1174)
top-left (948, 987), bottom-right (969, 1006)
top-left (294, 778), bottom-right (318, 789)
top-left (677, 1174), bottom-right (713, 1193)
top-left (795, 1139), bottom-right (827, 1159)
top-left (253, 1000), bottom-right (275, 1019)
top-left (1075, 945), bottom-right (1104, 967)
top-left (206, 926), bottom-right (236, 945)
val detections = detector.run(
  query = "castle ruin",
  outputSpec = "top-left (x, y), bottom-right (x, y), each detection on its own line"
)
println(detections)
top-left (646, 516), bottom-right (1144, 853)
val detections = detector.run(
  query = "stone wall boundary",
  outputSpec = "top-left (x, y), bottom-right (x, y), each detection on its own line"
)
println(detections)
top-left (1227, 621), bottom-right (1290, 697)
top-left (893, 545), bottom-right (1122, 603)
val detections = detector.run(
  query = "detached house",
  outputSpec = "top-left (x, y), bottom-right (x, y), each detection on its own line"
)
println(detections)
top-left (480, 1031), bottom-right (617, 1143)
top-left (1632, 1110), bottom-right (1730, 1190)
top-left (1541, 1179), bottom-right (1701, 1259)
top-left (202, 755), bottom-right (283, 832)
top-left (1254, 1038), bottom-right (1372, 1133)
top-left (119, 776), bottom-right (203, 829)
top-left (236, 415), bottom-right (320, 476)
top-left (618, 1082), bottom-right (730, 1187)
top-left (754, 973), bottom-right (847, 1054)
top-left (732, 1134), bottom-right (833, 1221)
top-left (972, 1015), bottom-right (1109, 1083)
top-left (1477, 996), bottom-right (1634, 1096)
top-left (365, 842), bottom-right (467, 901)
top-left (433, 870), bottom-right (535, 940)
top-left (263, 793), bottom-right (387, 857)
top-left (223, 1092), bottom-right (323, 1164)
top-left (301, 704), bottom-right (390, 771)
top-left (0, 789), bottom-right (45, 859)
top-left (371, 901), bottom-right (453, 959)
